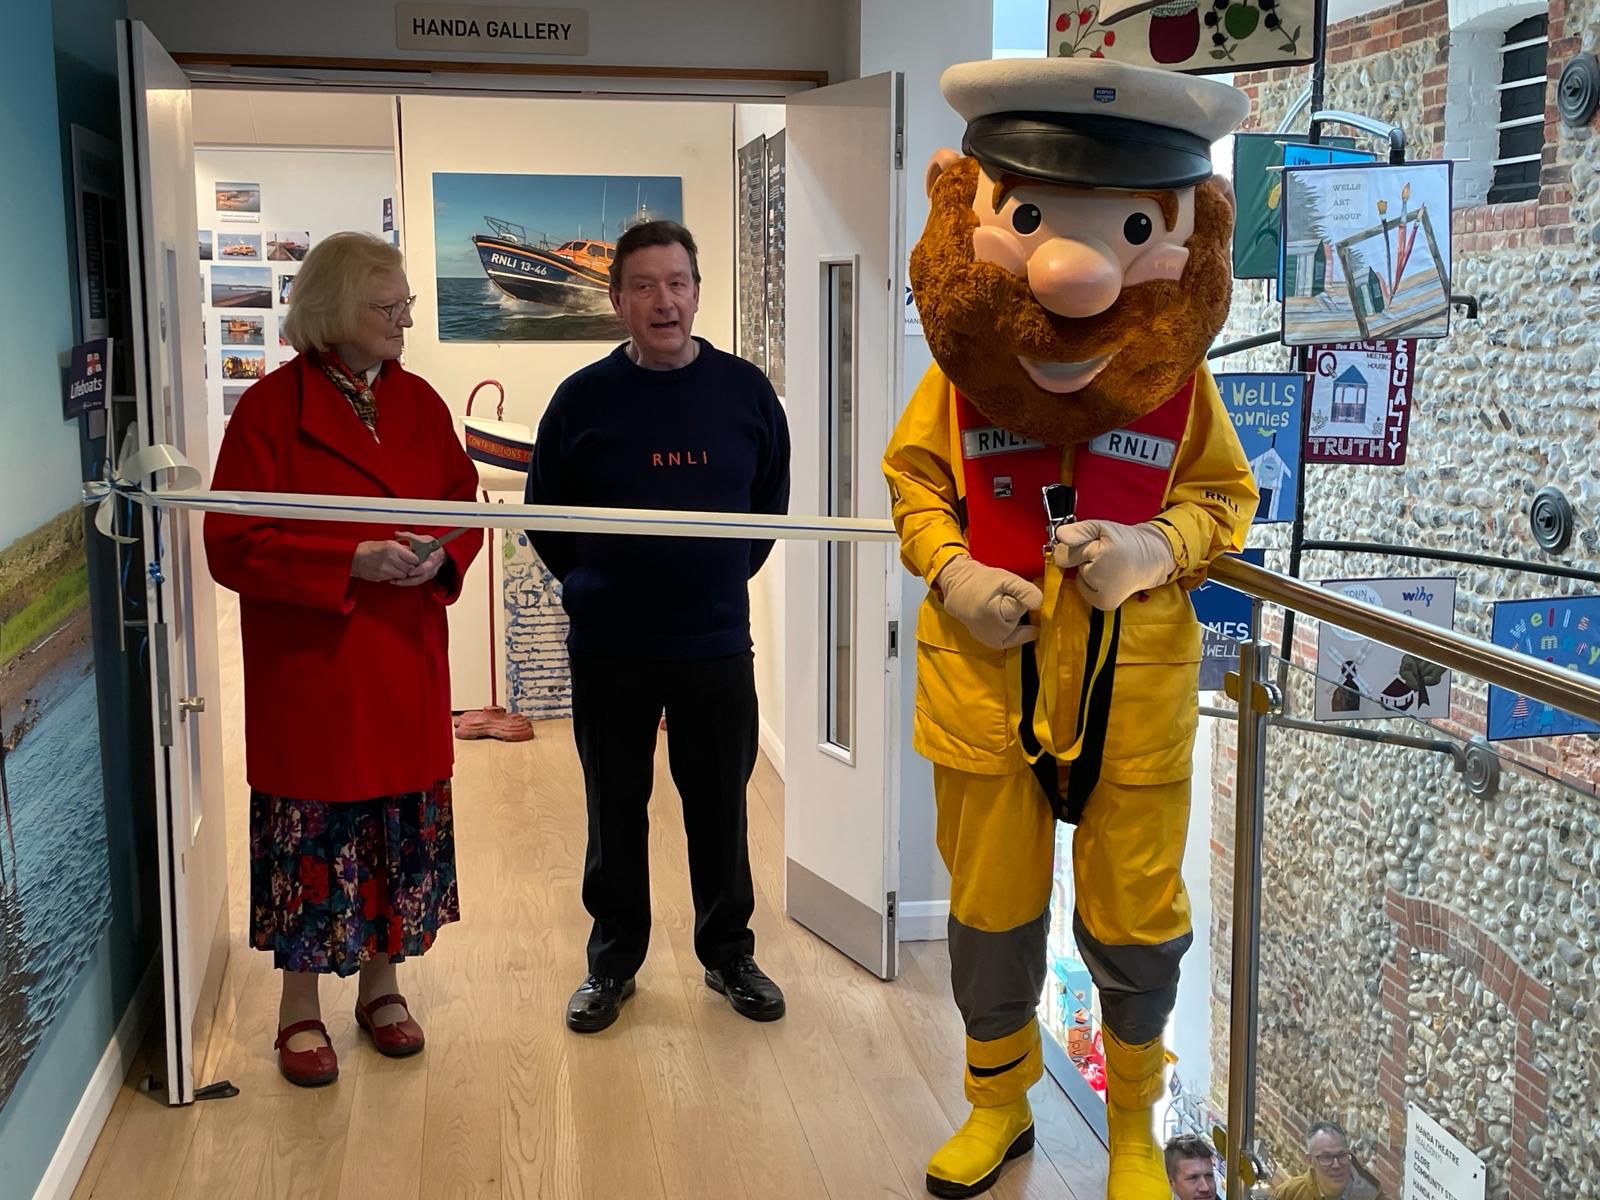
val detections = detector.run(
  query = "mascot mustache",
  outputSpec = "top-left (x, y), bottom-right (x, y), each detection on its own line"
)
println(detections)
top-left (912, 157), bottom-right (1235, 448)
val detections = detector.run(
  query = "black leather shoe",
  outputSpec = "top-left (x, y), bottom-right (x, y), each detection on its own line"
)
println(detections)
top-left (566, 975), bottom-right (635, 1033)
top-left (705, 955), bottom-right (785, 1021)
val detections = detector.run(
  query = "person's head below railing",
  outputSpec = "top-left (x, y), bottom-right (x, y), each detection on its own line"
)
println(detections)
top-left (1165, 1132), bottom-right (1219, 1199)
top-left (1268, 1121), bottom-right (1388, 1200)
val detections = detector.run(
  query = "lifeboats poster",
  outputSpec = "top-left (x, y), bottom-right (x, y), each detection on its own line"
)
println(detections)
top-left (1487, 597), bottom-right (1600, 742)
top-left (1314, 577), bottom-right (1456, 722)
top-left (432, 172), bottom-right (684, 343)
top-left (1048, 0), bottom-right (1321, 74)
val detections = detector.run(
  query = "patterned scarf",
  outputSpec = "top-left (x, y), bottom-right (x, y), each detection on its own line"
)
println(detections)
top-left (316, 351), bottom-right (381, 440)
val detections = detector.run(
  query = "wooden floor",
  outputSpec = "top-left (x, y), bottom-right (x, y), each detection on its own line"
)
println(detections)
top-left (69, 706), bottom-right (1106, 1198)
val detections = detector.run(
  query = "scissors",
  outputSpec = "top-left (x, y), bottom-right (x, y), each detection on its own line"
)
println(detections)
top-left (401, 527), bottom-right (470, 562)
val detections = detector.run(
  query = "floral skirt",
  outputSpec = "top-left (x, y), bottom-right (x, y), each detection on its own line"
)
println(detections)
top-left (249, 780), bottom-right (459, 976)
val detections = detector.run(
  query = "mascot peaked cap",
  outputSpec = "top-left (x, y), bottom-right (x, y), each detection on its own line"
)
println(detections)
top-left (940, 57), bottom-right (1251, 191)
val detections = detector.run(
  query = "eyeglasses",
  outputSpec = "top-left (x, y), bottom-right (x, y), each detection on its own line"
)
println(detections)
top-left (1313, 1151), bottom-right (1352, 1168)
top-left (369, 295), bottom-right (417, 322)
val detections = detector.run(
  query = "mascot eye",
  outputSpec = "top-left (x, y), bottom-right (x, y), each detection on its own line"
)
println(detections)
top-left (1123, 213), bottom-right (1154, 245)
top-left (1011, 204), bottom-right (1043, 235)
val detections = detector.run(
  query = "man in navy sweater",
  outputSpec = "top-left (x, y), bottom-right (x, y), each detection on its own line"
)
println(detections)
top-left (525, 220), bottom-right (791, 1033)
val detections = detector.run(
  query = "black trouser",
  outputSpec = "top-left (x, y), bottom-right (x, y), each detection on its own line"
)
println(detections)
top-left (569, 650), bottom-right (759, 981)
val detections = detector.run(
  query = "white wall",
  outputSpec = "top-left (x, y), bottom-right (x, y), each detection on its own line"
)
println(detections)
top-left (735, 103), bottom-right (790, 771)
top-left (395, 94), bottom-right (737, 711)
top-left (861, 0), bottom-right (993, 923)
top-left (192, 146), bottom-right (398, 465)
top-left (128, 0), bottom-right (852, 82)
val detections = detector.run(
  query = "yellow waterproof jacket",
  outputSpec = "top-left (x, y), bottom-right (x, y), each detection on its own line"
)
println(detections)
top-left (883, 361), bottom-right (1257, 781)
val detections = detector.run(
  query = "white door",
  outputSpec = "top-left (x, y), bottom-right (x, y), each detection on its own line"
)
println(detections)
top-left (118, 20), bottom-right (231, 1105)
top-left (783, 73), bottom-right (906, 980)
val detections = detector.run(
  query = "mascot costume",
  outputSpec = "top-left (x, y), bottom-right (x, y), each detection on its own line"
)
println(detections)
top-left (883, 57), bottom-right (1258, 1198)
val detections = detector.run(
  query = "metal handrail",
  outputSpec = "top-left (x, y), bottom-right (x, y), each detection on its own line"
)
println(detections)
top-left (1211, 556), bottom-right (1600, 725)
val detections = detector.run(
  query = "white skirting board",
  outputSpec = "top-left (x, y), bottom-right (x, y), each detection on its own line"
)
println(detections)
top-left (758, 715), bottom-right (785, 781)
top-left (32, 956), bottom-right (160, 1200)
top-left (897, 900), bottom-right (950, 943)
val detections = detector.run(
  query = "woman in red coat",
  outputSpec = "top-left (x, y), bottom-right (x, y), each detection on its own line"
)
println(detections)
top-left (204, 232), bottom-right (483, 1087)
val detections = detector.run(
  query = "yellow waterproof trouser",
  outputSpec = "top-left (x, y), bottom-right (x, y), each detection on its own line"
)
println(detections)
top-left (935, 765), bottom-right (1194, 1106)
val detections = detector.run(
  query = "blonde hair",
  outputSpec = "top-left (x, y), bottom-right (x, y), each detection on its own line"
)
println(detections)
top-left (282, 231), bottom-right (405, 354)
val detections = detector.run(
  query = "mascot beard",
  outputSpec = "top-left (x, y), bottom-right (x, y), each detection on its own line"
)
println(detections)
top-left (911, 154), bottom-right (1235, 447)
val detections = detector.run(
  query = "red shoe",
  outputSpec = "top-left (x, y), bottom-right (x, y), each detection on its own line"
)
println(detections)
top-left (355, 993), bottom-right (426, 1058)
top-left (274, 1019), bottom-right (338, 1087)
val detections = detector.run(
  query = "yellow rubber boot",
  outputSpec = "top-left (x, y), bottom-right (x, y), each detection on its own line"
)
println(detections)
top-left (925, 1098), bottom-right (1035, 1198)
top-left (1101, 1029), bottom-right (1171, 1200)
top-left (926, 1023), bottom-right (1041, 1197)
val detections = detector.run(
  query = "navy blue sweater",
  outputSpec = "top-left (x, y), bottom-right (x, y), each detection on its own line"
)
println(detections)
top-left (524, 339), bottom-right (791, 660)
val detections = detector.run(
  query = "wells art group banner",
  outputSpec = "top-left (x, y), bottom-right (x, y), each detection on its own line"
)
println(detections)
top-left (432, 172), bottom-right (684, 344)
top-left (1280, 160), bottom-right (1453, 346)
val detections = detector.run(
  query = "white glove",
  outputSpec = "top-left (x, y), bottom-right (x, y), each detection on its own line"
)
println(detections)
top-left (934, 554), bottom-right (1043, 649)
top-left (1052, 520), bottom-right (1177, 611)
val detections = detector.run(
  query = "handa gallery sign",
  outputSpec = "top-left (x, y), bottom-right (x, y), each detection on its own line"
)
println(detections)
top-left (396, 4), bottom-right (588, 54)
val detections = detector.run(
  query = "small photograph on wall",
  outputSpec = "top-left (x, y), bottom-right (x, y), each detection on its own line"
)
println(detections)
top-left (277, 274), bottom-right (296, 306)
top-left (215, 181), bottom-right (261, 214)
top-left (223, 383), bottom-right (249, 417)
top-left (1280, 160), bottom-right (1453, 346)
top-left (1487, 596), bottom-right (1600, 741)
top-left (217, 232), bottom-right (262, 260)
top-left (432, 172), bottom-right (684, 343)
top-left (1314, 577), bottom-right (1456, 721)
top-left (221, 349), bottom-right (267, 381)
top-left (267, 231), bottom-right (311, 262)
top-left (0, 498), bottom-right (111, 1110)
top-left (198, 229), bottom-right (213, 261)
top-left (220, 314), bottom-right (265, 346)
top-left (212, 265), bottom-right (272, 309)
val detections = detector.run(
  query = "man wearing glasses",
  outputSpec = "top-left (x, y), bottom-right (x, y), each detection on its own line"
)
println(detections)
top-left (1271, 1123), bottom-right (1387, 1199)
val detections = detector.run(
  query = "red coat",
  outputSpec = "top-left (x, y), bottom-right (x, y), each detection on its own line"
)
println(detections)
top-left (204, 355), bottom-right (483, 802)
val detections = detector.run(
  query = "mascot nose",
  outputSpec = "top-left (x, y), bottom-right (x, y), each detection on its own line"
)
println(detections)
top-left (1027, 238), bottom-right (1123, 318)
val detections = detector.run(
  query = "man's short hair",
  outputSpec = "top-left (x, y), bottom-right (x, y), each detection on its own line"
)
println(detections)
top-left (1306, 1121), bottom-right (1348, 1148)
top-left (1164, 1133), bottom-right (1216, 1179)
top-left (610, 219), bottom-right (701, 290)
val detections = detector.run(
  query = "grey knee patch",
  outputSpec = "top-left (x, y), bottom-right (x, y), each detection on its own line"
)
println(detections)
top-left (1073, 912), bottom-right (1191, 1045)
top-left (947, 910), bottom-right (1050, 1043)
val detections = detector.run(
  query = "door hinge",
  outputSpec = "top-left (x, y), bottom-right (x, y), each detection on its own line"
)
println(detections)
top-left (886, 890), bottom-right (898, 944)
top-left (887, 620), bottom-right (899, 659)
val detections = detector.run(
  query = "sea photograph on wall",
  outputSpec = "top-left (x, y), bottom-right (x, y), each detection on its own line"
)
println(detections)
top-left (0, 465), bottom-right (112, 1108)
top-left (432, 172), bottom-right (684, 343)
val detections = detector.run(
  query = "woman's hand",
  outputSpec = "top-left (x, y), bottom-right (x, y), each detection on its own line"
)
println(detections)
top-left (391, 536), bottom-right (447, 588)
top-left (351, 539), bottom-right (421, 582)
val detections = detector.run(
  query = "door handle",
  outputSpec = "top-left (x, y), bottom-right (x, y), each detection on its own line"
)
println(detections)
top-left (178, 695), bottom-right (206, 718)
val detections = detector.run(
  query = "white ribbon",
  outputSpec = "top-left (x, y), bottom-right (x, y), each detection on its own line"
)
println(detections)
top-left (84, 443), bottom-right (900, 544)
top-left (83, 443), bottom-right (205, 544)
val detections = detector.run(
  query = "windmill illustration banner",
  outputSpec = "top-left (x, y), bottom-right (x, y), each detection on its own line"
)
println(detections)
top-left (1315, 576), bottom-right (1457, 722)
top-left (1487, 597), bottom-right (1600, 741)
top-left (1304, 339), bottom-right (1417, 465)
top-left (1047, 0), bottom-right (1322, 73)
top-left (1215, 371), bottom-right (1303, 523)
top-left (1279, 159), bottom-right (1453, 346)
